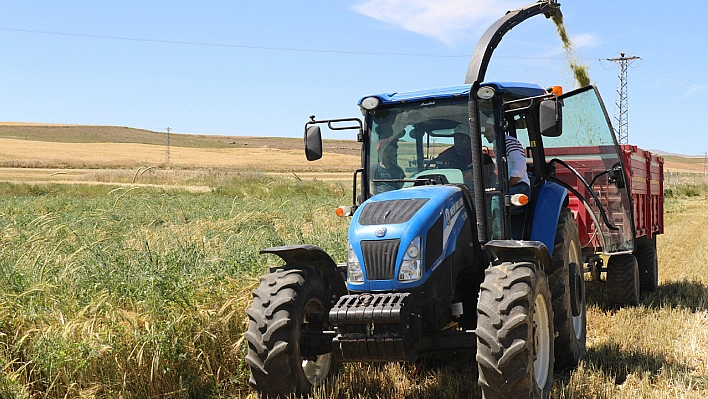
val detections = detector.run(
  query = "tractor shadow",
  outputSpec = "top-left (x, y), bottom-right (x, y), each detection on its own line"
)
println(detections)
top-left (584, 278), bottom-right (708, 312)
top-left (325, 351), bottom-right (483, 399)
top-left (554, 340), bottom-right (708, 391)
top-left (410, 351), bottom-right (482, 398)
top-left (643, 280), bottom-right (708, 311)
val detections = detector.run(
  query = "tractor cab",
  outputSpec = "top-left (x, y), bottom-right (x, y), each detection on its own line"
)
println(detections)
top-left (355, 82), bottom-right (556, 242)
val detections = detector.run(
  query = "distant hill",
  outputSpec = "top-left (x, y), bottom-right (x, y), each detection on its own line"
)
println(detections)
top-left (0, 123), bottom-right (231, 148)
top-left (1, 123), bottom-right (700, 168)
top-left (649, 149), bottom-right (690, 157)
top-left (0, 123), bottom-right (359, 155)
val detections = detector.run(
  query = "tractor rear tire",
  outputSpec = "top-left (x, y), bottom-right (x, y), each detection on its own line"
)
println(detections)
top-left (245, 267), bottom-right (336, 398)
top-left (634, 236), bottom-right (658, 292)
top-left (607, 254), bottom-right (640, 307)
top-left (476, 262), bottom-right (554, 399)
top-left (549, 208), bottom-right (586, 370)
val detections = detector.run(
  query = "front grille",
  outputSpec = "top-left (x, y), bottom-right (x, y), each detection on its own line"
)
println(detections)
top-left (361, 239), bottom-right (400, 280)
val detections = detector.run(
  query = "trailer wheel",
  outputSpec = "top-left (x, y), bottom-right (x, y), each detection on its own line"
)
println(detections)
top-left (477, 262), bottom-right (554, 399)
top-left (245, 267), bottom-right (336, 398)
top-left (607, 254), bottom-right (640, 307)
top-left (634, 236), bottom-right (658, 292)
top-left (549, 208), bottom-right (586, 370)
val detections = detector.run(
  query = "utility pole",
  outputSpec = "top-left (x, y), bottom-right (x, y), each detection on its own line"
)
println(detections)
top-left (704, 152), bottom-right (707, 177)
top-left (166, 127), bottom-right (171, 164)
top-left (606, 53), bottom-right (641, 145)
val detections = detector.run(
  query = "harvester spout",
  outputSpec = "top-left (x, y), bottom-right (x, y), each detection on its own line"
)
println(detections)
top-left (464, 0), bottom-right (562, 84)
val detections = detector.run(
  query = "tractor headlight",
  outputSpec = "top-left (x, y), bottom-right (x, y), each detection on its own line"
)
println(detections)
top-left (399, 236), bottom-right (422, 282)
top-left (347, 241), bottom-right (364, 284)
top-left (477, 86), bottom-right (496, 100)
top-left (360, 96), bottom-right (380, 110)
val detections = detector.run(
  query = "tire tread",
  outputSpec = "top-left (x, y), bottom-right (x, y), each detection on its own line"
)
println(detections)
top-left (607, 254), bottom-right (640, 307)
top-left (476, 262), bottom-right (553, 399)
top-left (549, 208), bottom-right (586, 370)
top-left (245, 267), bottom-right (331, 398)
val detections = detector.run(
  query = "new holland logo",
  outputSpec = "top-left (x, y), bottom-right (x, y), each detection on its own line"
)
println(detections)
top-left (444, 197), bottom-right (465, 226)
top-left (375, 227), bottom-right (387, 237)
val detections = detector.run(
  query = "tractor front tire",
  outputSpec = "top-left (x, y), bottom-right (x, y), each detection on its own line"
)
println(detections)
top-left (607, 254), bottom-right (640, 307)
top-left (549, 208), bottom-right (586, 370)
top-left (477, 262), bottom-right (554, 399)
top-left (634, 236), bottom-right (659, 292)
top-left (245, 267), bottom-right (336, 398)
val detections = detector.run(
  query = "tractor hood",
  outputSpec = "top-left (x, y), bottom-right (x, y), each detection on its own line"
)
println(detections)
top-left (347, 185), bottom-right (471, 291)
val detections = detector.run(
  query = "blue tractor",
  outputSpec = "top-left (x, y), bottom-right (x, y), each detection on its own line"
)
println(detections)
top-left (245, 1), bottom-right (636, 398)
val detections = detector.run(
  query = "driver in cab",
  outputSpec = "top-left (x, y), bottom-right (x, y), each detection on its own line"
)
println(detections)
top-left (433, 123), bottom-right (498, 190)
top-left (433, 123), bottom-right (476, 188)
top-left (435, 124), bottom-right (473, 171)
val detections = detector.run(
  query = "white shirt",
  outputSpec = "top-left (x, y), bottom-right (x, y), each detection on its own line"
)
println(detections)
top-left (504, 134), bottom-right (531, 186)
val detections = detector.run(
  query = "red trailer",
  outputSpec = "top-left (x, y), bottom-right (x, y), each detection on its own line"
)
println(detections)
top-left (545, 143), bottom-right (664, 305)
top-left (620, 145), bottom-right (664, 240)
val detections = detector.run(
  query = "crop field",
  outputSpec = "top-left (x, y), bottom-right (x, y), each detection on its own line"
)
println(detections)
top-left (0, 138), bottom-right (359, 173)
top-left (0, 175), bottom-right (351, 398)
top-left (0, 127), bottom-right (707, 398)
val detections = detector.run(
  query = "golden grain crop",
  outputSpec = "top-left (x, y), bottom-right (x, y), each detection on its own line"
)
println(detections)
top-left (0, 138), bottom-right (359, 172)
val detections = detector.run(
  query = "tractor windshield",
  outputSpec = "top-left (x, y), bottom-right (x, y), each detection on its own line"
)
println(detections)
top-left (368, 98), bottom-right (472, 196)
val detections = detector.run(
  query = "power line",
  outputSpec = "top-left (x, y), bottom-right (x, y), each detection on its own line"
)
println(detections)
top-left (641, 59), bottom-right (708, 90)
top-left (0, 26), bottom-right (467, 58)
top-left (0, 26), bottom-right (606, 61)
top-left (6, 25), bottom-right (706, 102)
top-left (634, 63), bottom-right (708, 93)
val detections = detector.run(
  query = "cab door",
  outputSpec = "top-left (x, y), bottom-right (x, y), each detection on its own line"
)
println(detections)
top-left (543, 85), bottom-right (635, 254)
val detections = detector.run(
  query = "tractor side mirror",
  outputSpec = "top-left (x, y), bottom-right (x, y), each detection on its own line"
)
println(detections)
top-left (540, 99), bottom-right (562, 137)
top-left (305, 125), bottom-right (323, 161)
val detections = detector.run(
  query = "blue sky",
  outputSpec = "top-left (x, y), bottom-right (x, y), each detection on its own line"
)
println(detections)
top-left (1, 1), bottom-right (706, 156)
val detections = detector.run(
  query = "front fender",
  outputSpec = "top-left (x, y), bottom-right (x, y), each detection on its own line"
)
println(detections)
top-left (484, 240), bottom-right (552, 273)
top-left (529, 180), bottom-right (568, 257)
top-left (260, 245), bottom-right (348, 298)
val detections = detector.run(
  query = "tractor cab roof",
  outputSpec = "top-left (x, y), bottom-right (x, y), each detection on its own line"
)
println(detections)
top-left (358, 82), bottom-right (546, 107)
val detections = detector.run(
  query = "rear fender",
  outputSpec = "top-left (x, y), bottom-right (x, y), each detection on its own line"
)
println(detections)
top-left (484, 240), bottom-right (552, 273)
top-left (260, 245), bottom-right (348, 298)
top-left (529, 180), bottom-right (568, 257)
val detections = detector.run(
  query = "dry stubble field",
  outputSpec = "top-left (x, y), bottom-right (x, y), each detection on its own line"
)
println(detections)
top-left (0, 124), bottom-right (707, 398)
top-left (0, 138), bottom-right (359, 174)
